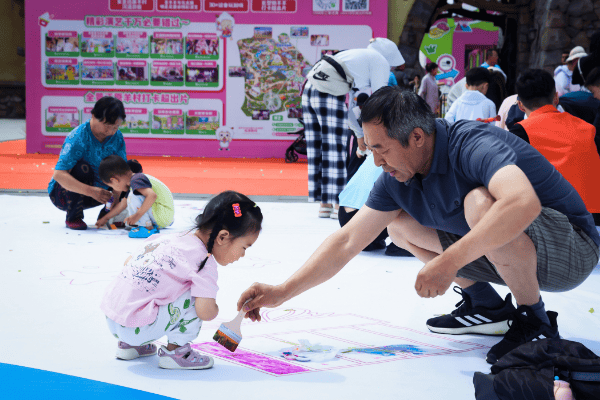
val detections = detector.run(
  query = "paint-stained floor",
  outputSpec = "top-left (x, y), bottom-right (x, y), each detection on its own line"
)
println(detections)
top-left (3, 195), bottom-right (600, 399)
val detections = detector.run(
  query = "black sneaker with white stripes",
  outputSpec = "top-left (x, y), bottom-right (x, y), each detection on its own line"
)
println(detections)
top-left (486, 306), bottom-right (559, 364)
top-left (426, 286), bottom-right (516, 335)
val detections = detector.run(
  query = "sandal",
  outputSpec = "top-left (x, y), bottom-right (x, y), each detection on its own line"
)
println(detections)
top-left (116, 341), bottom-right (157, 360)
top-left (318, 206), bottom-right (333, 218)
top-left (158, 343), bottom-right (214, 370)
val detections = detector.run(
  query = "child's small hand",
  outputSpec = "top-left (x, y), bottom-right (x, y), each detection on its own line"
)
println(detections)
top-left (95, 216), bottom-right (109, 228)
top-left (124, 213), bottom-right (140, 226)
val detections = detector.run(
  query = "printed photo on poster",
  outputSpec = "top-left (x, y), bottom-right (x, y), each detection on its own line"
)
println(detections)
top-left (120, 108), bottom-right (150, 134)
top-left (186, 110), bottom-right (220, 135)
top-left (45, 107), bottom-right (80, 132)
top-left (313, 0), bottom-right (340, 13)
top-left (150, 33), bottom-right (184, 59)
top-left (251, 109), bottom-right (270, 120)
top-left (81, 61), bottom-right (115, 85)
top-left (117, 60), bottom-right (149, 85)
top-left (342, 0), bottom-right (369, 12)
top-left (151, 109), bottom-right (185, 134)
top-left (287, 107), bottom-right (302, 119)
top-left (253, 27), bottom-right (273, 39)
top-left (186, 62), bottom-right (219, 87)
top-left (45, 32), bottom-right (79, 56)
top-left (290, 26), bottom-right (308, 38)
top-left (278, 33), bottom-right (291, 45)
top-left (310, 35), bottom-right (329, 46)
top-left (45, 60), bottom-right (79, 85)
top-left (151, 61), bottom-right (184, 86)
top-left (228, 66), bottom-right (246, 77)
top-left (116, 32), bottom-right (149, 58)
top-left (186, 34), bottom-right (219, 60)
top-left (81, 32), bottom-right (114, 57)
top-left (321, 49), bottom-right (338, 57)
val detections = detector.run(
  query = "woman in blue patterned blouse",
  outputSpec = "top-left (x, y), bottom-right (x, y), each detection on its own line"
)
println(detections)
top-left (48, 97), bottom-right (127, 230)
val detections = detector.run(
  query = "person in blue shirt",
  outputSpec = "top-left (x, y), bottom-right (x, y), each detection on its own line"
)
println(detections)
top-left (49, 97), bottom-right (127, 230)
top-left (236, 87), bottom-right (600, 366)
top-left (480, 49), bottom-right (506, 80)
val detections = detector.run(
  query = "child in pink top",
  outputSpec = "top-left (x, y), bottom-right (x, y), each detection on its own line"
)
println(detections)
top-left (101, 191), bottom-right (263, 370)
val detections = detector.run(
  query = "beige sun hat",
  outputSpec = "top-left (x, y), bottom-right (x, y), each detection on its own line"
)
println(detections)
top-left (566, 46), bottom-right (588, 63)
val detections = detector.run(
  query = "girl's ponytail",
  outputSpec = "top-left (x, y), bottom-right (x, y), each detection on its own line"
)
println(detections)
top-left (198, 213), bottom-right (224, 272)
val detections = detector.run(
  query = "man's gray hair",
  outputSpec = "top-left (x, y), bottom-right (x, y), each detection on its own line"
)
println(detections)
top-left (360, 86), bottom-right (436, 147)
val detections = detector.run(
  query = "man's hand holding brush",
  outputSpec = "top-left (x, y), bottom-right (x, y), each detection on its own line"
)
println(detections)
top-left (237, 283), bottom-right (288, 322)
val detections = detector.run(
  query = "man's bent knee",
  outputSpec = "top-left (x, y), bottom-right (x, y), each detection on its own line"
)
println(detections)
top-left (464, 187), bottom-right (495, 228)
top-left (387, 212), bottom-right (412, 248)
top-left (388, 211), bottom-right (442, 254)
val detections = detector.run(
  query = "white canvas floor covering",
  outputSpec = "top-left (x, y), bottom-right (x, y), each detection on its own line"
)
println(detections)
top-left (2, 194), bottom-right (600, 399)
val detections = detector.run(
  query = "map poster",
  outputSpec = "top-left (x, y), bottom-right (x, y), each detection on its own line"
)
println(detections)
top-left (27, 1), bottom-right (388, 157)
top-left (227, 24), bottom-right (372, 139)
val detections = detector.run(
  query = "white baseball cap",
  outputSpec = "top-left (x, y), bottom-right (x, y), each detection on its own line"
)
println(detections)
top-left (566, 46), bottom-right (587, 63)
top-left (367, 38), bottom-right (405, 67)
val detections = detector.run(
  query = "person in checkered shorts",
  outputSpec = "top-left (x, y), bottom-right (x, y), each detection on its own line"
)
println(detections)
top-left (302, 38), bottom-right (404, 219)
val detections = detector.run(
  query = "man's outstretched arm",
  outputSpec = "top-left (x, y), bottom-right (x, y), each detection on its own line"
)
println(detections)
top-left (237, 206), bottom-right (401, 321)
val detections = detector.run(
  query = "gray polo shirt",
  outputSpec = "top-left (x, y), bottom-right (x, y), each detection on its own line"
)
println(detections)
top-left (366, 119), bottom-right (600, 248)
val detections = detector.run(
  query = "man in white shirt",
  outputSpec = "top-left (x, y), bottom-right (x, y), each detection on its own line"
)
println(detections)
top-left (555, 46), bottom-right (587, 97)
top-left (445, 67), bottom-right (496, 123)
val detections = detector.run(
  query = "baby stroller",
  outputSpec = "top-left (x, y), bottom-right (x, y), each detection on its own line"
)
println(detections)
top-left (285, 118), bottom-right (306, 163)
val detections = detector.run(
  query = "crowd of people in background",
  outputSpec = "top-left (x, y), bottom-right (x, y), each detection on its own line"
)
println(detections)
top-left (299, 34), bottom-right (600, 239)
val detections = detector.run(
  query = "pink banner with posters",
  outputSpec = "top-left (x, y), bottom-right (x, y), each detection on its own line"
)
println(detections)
top-left (27, 1), bottom-right (388, 157)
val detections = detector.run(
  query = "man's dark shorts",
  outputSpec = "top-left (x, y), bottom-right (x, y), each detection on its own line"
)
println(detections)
top-left (437, 207), bottom-right (600, 292)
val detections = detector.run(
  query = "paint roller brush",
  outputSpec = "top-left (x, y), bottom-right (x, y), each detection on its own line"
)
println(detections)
top-left (213, 300), bottom-right (251, 352)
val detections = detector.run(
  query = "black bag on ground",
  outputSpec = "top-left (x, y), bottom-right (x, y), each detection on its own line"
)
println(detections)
top-left (473, 339), bottom-right (600, 400)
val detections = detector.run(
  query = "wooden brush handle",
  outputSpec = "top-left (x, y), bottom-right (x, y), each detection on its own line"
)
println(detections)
top-left (234, 299), bottom-right (252, 322)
